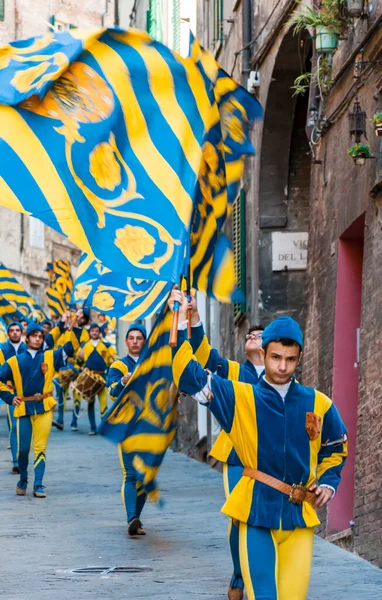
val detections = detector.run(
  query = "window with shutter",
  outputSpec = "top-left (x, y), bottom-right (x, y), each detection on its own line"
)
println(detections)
top-left (172, 0), bottom-right (180, 53)
top-left (213, 0), bottom-right (223, 46)
top-left (232, 189), bottom-right (246, 323)
top-left (0, 1), bottom-right (4, 21)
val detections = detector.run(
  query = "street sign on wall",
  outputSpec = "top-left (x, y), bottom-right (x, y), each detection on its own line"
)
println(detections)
top-left (271, 232), bottom-right (308, 271)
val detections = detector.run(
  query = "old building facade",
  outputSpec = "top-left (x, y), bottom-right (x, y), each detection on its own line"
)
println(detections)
top-left (196, 0), bottom-right (382, 567)
top-left (0, 1), bottom-right (115, 308)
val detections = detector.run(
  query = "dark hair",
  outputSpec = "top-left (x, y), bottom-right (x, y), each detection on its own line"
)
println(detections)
top-left (82, 313), bottom-right (90, 325)
top-left (263, 337), bottom-right (302, 355)
top-left (247, 324), bottom-right (264, 335)
top-left (26, 329), bottom-right (45, 338)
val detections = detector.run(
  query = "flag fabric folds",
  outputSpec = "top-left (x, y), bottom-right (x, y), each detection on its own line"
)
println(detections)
top-left (99, 309), bottom-right (176, 500)
top-left (0, 263), bottom-right (47, 321)
top-left (72, 252), bottom-right (172, 321)
top-left (0, 28), bottom-right (217, 283)
top-left (45, 260), bottom-right (73, 319)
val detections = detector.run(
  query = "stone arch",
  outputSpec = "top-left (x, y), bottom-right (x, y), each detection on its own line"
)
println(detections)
top-left (258, 30), bottom-right (312, 326)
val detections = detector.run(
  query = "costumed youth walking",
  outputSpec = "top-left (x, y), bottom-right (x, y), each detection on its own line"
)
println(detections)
top-left (0, 322), bottom-right (27, 474)
top-left (107, 323), bottom-right (148, 536)
top-left (170, 293), bottom-right (348, 600)
top-left (169, 288), bottom-right (264, 600)
top-left (0, 321), bottom-right (76, 498)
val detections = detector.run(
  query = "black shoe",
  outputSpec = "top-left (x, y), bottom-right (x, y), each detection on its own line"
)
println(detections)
top-left (128, 518), bottom-right (146, 536)
top-left (52, 421), bottom-right (64, 431)
top-left (12, 465), bottom-right (20, 474)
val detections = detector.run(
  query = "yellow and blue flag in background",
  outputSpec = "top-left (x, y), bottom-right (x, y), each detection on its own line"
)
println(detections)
top-left (0, 317), bottom-right (7, 343)
top-left (0, 28), bottom-right (217, 283)
top-left (45, 260), bottom-right (73, 319)
top-left (0, 262), bottom-right (47, 321)
top-left (100, 309), bottom-right (176, 500)
top-left (72, 252), bottom-right (172, 321)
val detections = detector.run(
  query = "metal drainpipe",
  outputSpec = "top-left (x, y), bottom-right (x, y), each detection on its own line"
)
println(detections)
top-left (114, 0), bottom-right (119, 27)
top-left (242, 0), bottom-right (253, 84)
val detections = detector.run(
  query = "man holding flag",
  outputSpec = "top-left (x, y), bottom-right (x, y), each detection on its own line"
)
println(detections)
top-left (107, 322), bottom-right (148, 536)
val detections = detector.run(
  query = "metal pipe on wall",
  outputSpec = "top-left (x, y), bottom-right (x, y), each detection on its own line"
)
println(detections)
top-left (242, 0), bottom-right (253, 83)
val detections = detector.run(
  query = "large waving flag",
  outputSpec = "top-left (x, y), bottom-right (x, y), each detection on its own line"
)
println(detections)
top-left (0, 263), bottom-right (47, 321)
top-left (0, 28), bottom-right (217, 284)
top-left (188, 36), bottom-right (263, 302)
top-left (72, 252), bottom-right (172, 321)
top-left (100, 309), bottom-right (176, 500)
top-left (0, 317), bottom-right (7, 343)
top-left (45, 260), bottom-right (73, 319)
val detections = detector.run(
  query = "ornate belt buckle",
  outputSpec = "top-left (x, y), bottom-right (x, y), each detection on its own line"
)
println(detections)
top-left (289, 483), bottom-right (307, 505)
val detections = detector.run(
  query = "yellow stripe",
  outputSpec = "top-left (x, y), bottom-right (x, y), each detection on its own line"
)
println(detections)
top-left (126, 36), bottom-right (203, 178)
top-left (212, 249), bottom-right (236, 303)
top-left (227, 360), bottom-right (241, 381)
top-left (87, 41), bottom-right (194, 227)
top-left (147, 311), bottom-right (172, 346)
top-left (110, 360), bottom-right (129, 376)
top-left (226, 159), bottom-right (244, 185)
top-left (0, 106), bottom-right (93, 256)
top-left (194, 255), bottom-right (213, 296)
top-left (0, 349), bottom-right (5, 364)
top-left (43, 350), bottom-right (54, 396)
top-left (210, 430), bottom-right (233, 463)
top-left (34, 454), bottom-right (45, 469)
top-left (238, 523), bottom-right (255, 600)
top-left (122, 431), bottom-right (175, 454)
top-left (0, 177), bottom-right (31, 215)
top-left (215, 76), bottom-right (238, 102)
top-left (68, 27), bottom-right (106, 49)
top-left (130, 347), bottom-right (171, 382)
top-left (223, 463), bottom-right (230, 500)
top-left (120, 282), bottom-right (169, 322)
top-left (8, 356), bottom-right (23, 397)
top-left (172, 340), bottom-right (192, 388)
top-left (194, 335), bottom-right (211, 368)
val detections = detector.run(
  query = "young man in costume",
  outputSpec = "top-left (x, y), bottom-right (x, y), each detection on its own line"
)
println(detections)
top-left (168, 288), bottom-right (264, 600)
top-left (0, 322), bottom-right (27, 474)
top-left (0, 321), bottom-right (75, 498)
top-left (170, 294), bottom-right (348, 600)
top-left (52, 308), bottom-right (90, 431)
top-left (107, 323), bottom-right (148, 536)
top-left (73, 322), bottom-right (116, 435)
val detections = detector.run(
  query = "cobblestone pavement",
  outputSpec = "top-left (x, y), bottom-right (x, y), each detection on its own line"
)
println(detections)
top-left (0, 412), bottom-right (381, 599)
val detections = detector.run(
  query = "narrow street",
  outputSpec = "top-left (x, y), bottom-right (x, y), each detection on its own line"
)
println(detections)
top-left (0, 412), bottom-right (380, 600)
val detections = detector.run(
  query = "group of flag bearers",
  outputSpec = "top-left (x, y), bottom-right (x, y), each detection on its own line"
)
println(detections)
top-left (0, 284), bottom-right (348, 600)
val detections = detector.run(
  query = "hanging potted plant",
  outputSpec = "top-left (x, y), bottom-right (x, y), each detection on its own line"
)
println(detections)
top-left (371, 113), bottom-right (382, 137)
top-left (292, 56), bottom-right (334, 96)
top-left (348, 143), bottom-right (374, 166)
top-left (289, 0), bottom-right (347, 53)
top-left (344, 0), bottom-right (364, 18)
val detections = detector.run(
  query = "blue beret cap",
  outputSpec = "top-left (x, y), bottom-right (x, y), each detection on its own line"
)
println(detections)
top-left (26, 323), bottom-right (44, 337)
top-left (126, 323), bottom-right (147, 339)
top-left (262, 316), bottom-right (303, 349)
top-left (7, 321), bottom-right (22, 333)
top-left (89, 322), bottom-right (100, 330)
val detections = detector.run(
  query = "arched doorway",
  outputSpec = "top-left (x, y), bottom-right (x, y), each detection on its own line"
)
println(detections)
top-left (258, 30), bottom-right (312, 328)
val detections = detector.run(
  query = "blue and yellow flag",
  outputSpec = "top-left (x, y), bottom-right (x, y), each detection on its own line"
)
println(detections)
top-left (0, 317), bottom-right (7, 343)
top-left (0, 263), bottom-right (47, 321)
top-left (73, 252), bottom-right (172, 321)
top-left (0, 28), bottom-right (217, 283)
top-left (0, 294), bottom-right (26, 323)
top-left (45, 260), bottom-right (73, 319)
top-left (100, 309), bottom-right (176, 500)
top-left (188, 36), bottom-right (262, 302)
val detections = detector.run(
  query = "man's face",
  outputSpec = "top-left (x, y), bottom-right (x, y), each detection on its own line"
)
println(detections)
top-left (260, 341), bottom-right (301, 385)
top-left (8, 325), bottom-right (22, 344)
top-left (26, 330), bottom-right (45, 350)
top-left (75, 310), bottom-right (88, 327)
top-left (125, 331), bottom-right (145, 357)
top-left (42, 322), bottom-right (52, 334)
top-left (89, 327), bottom-right (100, 340)
top-left (21, 321), bottom-right (28, 334)
top-left (245, 330), bottom-right (263, 355)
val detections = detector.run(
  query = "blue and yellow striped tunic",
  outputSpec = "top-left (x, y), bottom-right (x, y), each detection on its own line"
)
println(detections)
top-left (107, 355), bottom-right (138, 399)
top-left (173, 332), bottom-right (348, 530)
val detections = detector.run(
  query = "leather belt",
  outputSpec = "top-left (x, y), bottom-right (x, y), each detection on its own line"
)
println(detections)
top-left (21, 393), bottom-right (51, 402)
top-left (243, 467), bottom-right (317, 506)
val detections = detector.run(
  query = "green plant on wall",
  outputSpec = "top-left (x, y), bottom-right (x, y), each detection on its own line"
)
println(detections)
top-left (292, 56), bottom-right (333, 96)
top-left (347, 142), bottom-right (373, 157)
top-left (289, 0), bottom-right (348, 34)
top-left (371, 113), bottom-right (382, 126)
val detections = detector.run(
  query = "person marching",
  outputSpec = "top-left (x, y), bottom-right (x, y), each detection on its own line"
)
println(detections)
top-left (107, 323), bottom-right (147, 536)
top-left (169, 288), bottom-right (264, 600)
top-left (52, 308), bottom-right (90, 431)
top-left (0, 320), bottom-right (76, 498)
top-left (170, 294), bottom-right (348, 600)
top-left (73, 322), bottom-right (116, 435)
top-left (0, 322), bottom-right (27, 474)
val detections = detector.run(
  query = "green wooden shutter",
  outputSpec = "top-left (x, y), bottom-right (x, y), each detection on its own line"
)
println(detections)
top-left (172, 0), bottom-right (180, 52)
top-left (0, 1), bottom-right (4, 21)
top-left (148, 0), bottom-right (164, 43)
top-left (213, 0), bottom-right (223, 45)
top-left (232, 189), bottom-right (246, 324)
